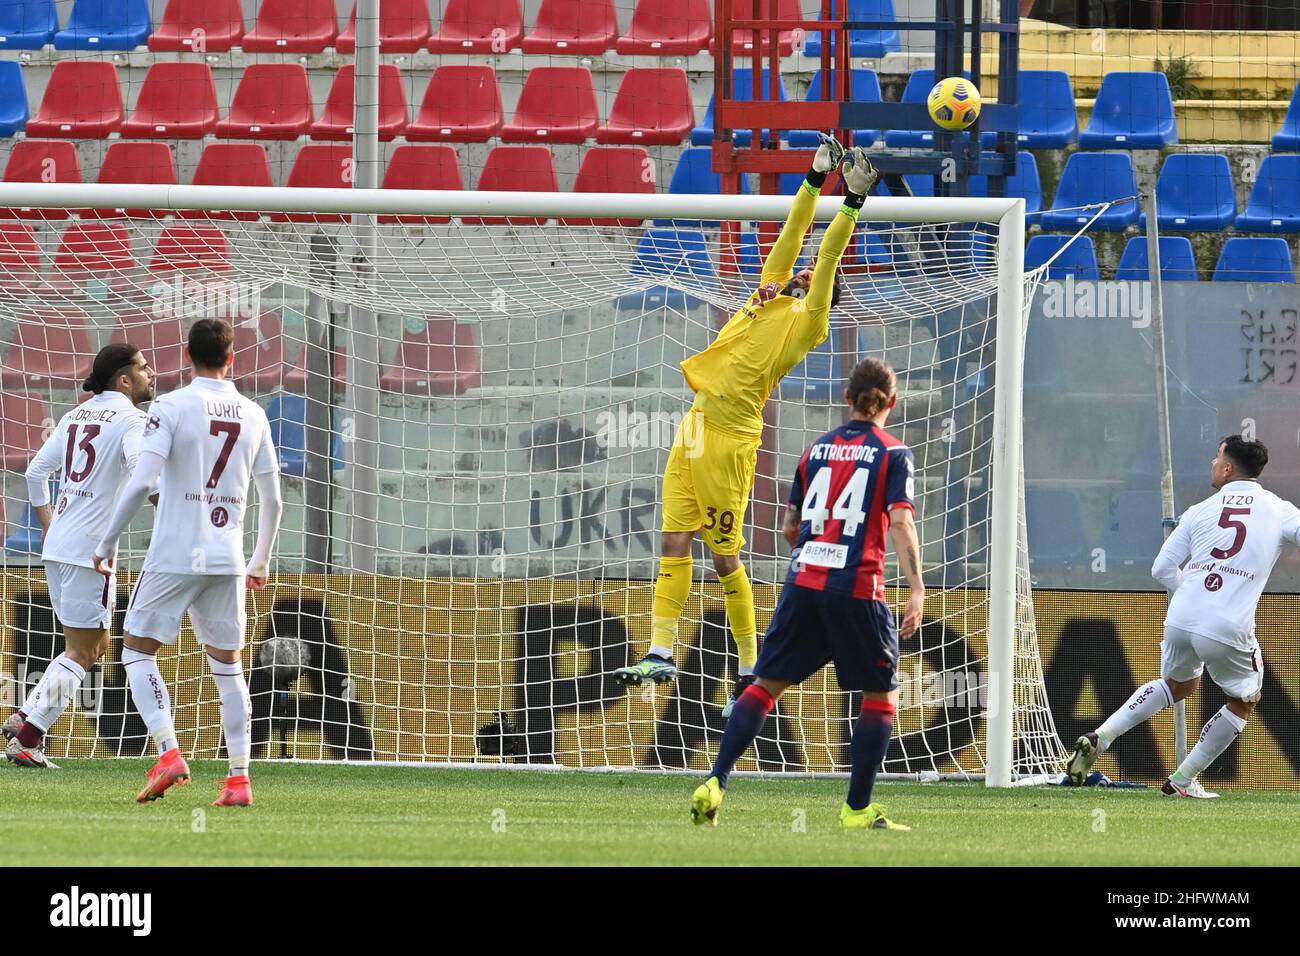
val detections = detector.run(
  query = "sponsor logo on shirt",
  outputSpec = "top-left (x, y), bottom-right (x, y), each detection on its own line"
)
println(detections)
top-left (1205, 572), bottom-right (1224, 592)
top-left (798, 541), bottom-right (849, 569)
top-left (211, 506), bottom-right (229, 528)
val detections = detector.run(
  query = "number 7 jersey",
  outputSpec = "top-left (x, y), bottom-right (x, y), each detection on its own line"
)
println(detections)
top-left (787, 418), bottom-right (915, 600)
top-left (138, 377), bottom-right (279, 575)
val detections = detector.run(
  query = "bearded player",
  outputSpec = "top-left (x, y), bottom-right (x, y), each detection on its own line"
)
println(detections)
top-left (1067, 435), bottom-right (1297, 798)
top-left (93, 319), bottom-right (282, 807)
top-left (5, 345), bottom-right (156, 768)
top-left (613, 137), bottom-right (879, 716)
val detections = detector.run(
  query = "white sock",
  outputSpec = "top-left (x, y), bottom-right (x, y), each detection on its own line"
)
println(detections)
top-left (738, 665), bottom-right (755, 677)
top-left (22, 653), bottom-right (86, 734)
top-left (1175, 706), bottom-right (1247, 782)
top-left (1096, 679), bottom-right (1174, 753)
top-left (123, 648), bottom-right (178, 755)
top-left (647, 647), bottom-right (673, 661)
top-left (208, 655), bottom-right (251, 779)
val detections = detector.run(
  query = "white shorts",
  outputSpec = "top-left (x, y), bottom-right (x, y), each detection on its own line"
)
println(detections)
top-left (124, 571), bottom-right (247, 651)
top-left (45, 560), bottom-right (115, 630)
top-left (1161, 625), bottom-right (1264, 703)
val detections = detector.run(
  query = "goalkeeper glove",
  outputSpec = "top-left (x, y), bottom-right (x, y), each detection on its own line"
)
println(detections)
top-left (840, 146), bottom-right (878, 208)
top-left (812, 132), bottom-right (846, 174)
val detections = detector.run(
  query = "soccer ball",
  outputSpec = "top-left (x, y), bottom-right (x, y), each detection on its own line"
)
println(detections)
top-left (927, 77), bottom-right (982, 131)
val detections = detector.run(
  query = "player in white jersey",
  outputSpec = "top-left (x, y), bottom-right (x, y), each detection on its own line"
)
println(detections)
top-left (1066, 435), bottom-right (1297, 797)
top-left (4, 345), bottom-right (156, 769)
top-left (94, 319), bottom-right (283, 807)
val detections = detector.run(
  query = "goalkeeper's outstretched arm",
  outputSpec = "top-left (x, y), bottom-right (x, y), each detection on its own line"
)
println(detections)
top-left (807, 148), bottom-right (876, 312)
top-left (760, 134), bottom-right (844, 285)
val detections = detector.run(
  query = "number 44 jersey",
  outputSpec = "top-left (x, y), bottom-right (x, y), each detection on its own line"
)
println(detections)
top-left (139, 377), bottom-right (278, 576)
top-left (28, 390), bottom-right (148, 570)
top-left (1157, 479), bottom-right (1300, 650)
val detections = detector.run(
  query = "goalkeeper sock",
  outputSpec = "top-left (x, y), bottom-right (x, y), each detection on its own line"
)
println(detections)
top-left (124, 648), bottom-right (178, 755)
top-left (1096, 678), bottom-right (1174, 753)
top-left (209, 654), bottom-right (251, 779)
top-left (847, 698), bottom-right (895, 811)
top-left (650, 555), bottom-right (693, 659)
top-left (710, 683), bottom-right (775, 789)
top-left (718, 566), bottom-right (758, 674)
top-left (19, 653), bottom-right (86, 742)
top-left (1175, 705), bottom-right (1246, 782)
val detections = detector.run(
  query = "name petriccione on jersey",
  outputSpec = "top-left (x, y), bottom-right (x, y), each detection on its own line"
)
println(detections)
top-left (27, 391), bottom-right (148, 569)
top-left (1157, 479), bottom-right (1300, 651)
top-left (138, 377), bottom-right (278, 576)
top-left (787, 418), bottom-right (916, 601)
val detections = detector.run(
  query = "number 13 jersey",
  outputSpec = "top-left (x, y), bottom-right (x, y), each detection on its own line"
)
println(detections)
top-left (139, 377), bottom-right (278, 575)
top-left (30, 390), bottom-right (148, 570)
top-left (1158, 479), bottom-right (1300, 649)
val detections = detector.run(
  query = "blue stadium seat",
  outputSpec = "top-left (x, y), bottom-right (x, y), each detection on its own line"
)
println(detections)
top-left (1115, 236), bottom-right (1198, 282)
top-left (692, 69), bottom-right (787, 148)
top-left (1039, 152), bottom-right (1139, 231)
top-left (1234, 155), bottom-right (1300, 233)
top-left (905, 151), bottom-right (1042, 213)
top-left (0, 61), bottom-right (28, 136)
top-left (1212, 237), bottom-right (1296, 282)
top-left (885, 69), bottom-right (976, 148)
top-left (1002, 70), bottom-right (1078, 149)
top-left (1099, 491), bottom-right (1165, 571)
top-left (1137, 153), bottom-right (1236, 232)
top-left (0, 0), bottom-right (58, 49)
top-left (1272, 84), bottom-right (1300, 152)
top-left (1128, 403), bottom-right (1220, 483)
top-left (54, 0), bottom-right (151, 50)
top-left (618, 229), bottom-right (713, 310)
top-left (801, 0), bottom-right (900, 60)
top-left (1078, 71), bottom-right (1178, 149)
top-left (4, 501), bottom-right (43, 555)
top-left (788, 70), bottom-right (882, 148)
top-left (661, 147), bottom-right (749, 227)
top-left (1025, 488), bottom-right (1087, 568)
top-left (267, 395), bottom-right (342, 478)
top-left (1024, 234), bottom-right (1100, 280)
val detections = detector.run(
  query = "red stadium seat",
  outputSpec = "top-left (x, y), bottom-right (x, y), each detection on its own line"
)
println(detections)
top-left (282, 343), bottom-right (348, 395)
top-left (183, 144), bottom-right (274, 222)
top-left (243, 0), bottom-right (338, 52)
top-left (272, 145), bottom-right (353, 224)
top-left (150, 224), bottom-right (231, 274)
top-left (502, 67), bottom-right (599, 144)
top-left (52, 222), bottom-right (136, 294)
top-left (562, 146), bottom-right (654, 226)
top-left (0, 392), bottom-right (48, 472)
top-left (379, 146), bottom-right (463, 224)
top-left (233, 312), bottom-right (294, 393)
top-left (336, 0), bottom-right (430, 53)
top-left (428, 0), bottom-right (523, 53)
top-left (407, 66), bottom-right (502, 144)
top-left (122, 62), bottom-right (220, 139)
top-left (216, 64), bottom-right (314, 141)
top-left (0, 223), bottom-right (41, 289)
top-left (523, 0), bottom-right (617, 54)
top-left (596, 68), bottom-right (694, 145)
top-left (617, 0), bottom-right (711, 55)
top-left (465, 147), bottom-right (559, 226)
top-left (1, 308), bottom-right (94, 389)
top-left (111, 314), bottom-right (189, 390)
top-left (311, 65), bottom-right (408, 141)
top-left (1, 140), bottom-right (82, 220)
top-left (709, 0), bottom-right (801, 55)
top-left (26, 61), bottom-right (124, 139)
top-left (148, 0), bottom-right (245, 53)
top-left (380, 317), bottom-right (481, 395)
top-left (93, 141), bottom-right (176, 219)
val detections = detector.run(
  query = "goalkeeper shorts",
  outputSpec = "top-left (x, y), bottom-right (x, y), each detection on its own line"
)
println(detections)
top-left (756, 584), bottom-right (900, 692)
top-left (660, 411), bottom-right (760, 556)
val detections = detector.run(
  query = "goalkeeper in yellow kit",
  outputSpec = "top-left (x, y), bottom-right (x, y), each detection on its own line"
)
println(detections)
top-left (613, 138), bottom-right (879, 715)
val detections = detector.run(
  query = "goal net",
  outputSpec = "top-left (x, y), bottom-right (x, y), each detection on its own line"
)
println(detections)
top-left (0, 182), bottom-right (1066, 784)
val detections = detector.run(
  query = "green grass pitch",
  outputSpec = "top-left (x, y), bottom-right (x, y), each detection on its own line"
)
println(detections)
top-left (4, 761), bottom-right (1299, 866)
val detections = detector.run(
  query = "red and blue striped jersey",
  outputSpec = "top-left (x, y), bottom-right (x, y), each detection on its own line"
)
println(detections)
top-left (786, 419), bottom-right (916, 600)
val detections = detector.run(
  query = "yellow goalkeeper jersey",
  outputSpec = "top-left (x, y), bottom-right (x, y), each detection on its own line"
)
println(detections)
top-left (680, 181), bottom-right (858, 438)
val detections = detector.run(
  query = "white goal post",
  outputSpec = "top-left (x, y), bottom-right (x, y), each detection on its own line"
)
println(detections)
top-left (0, 182), bottom-right (1060, 786)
